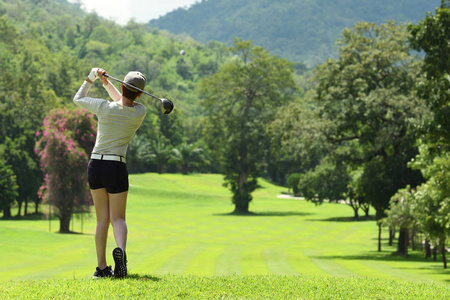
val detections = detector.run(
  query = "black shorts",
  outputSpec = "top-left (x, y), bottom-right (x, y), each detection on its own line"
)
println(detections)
top-left (87, 159), bottom-right (129, 193)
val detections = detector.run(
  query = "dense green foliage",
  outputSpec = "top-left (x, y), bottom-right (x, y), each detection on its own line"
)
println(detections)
top-left (382, 1), bottom-right (450, 269)
top-left (149, 0), bottom-right (440, 66)
top-left (199, 39), bottom-right (298, 213)
top-left (0, 158), bottom-right (18, 217)
top-left (273, 22), bottom-right (425, 220)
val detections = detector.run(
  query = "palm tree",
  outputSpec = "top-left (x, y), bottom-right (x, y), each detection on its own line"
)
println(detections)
top-left (171, 142), bottom-right (206, 175)
top-left (146, 139), bottom-right (172, 174)
top-left (127, 134), bottom-right (152, 173)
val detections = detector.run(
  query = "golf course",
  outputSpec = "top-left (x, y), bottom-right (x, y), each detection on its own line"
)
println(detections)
top-left (1, 173), bottom-right (449, 299)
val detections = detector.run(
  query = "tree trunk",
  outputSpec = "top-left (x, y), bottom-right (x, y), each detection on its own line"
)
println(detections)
top-left (397, 228), bottom-right (408, 258)
top-left (59, 213), bottom-right (71, 233)
top-left (433, 245), bottom-right (437, 261)
top-left (24, 198), bottom-right (28, 216)
top-left (389, 226), bottom-right (395, 246)
top-left (233, 151), bottom-right (251, 214)
top-left (411, 229), bottom-right (416, 251)
top-left (233, 203), bottom-right (249, 214)
top-left (17, 200), bottom-right (22, 217)
top-left (441, 238), bottom-right (447, 269)
top-left (425, 239), bottom-right (431, 259)
top-left (181, 163), bottom-right (188, 175)
top-left (378, 223), bottom-right (382, 252)
top-left (351, 204), bottom-right (359, 219)
top-left (2, 207), bottom-right (11, 219)
top-left (361, 204), bottom-right (370, 217)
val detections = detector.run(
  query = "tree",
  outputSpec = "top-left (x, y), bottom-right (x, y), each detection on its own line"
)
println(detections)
top-left (199, 39), bottom-right (298, 213)
top-left (299, 158), bottom-right (350, 205)
top-left (409, 0), bottom-right (450, 148)
top-left (406, 1), bottom-right (450, 268)
top-left (286, 173), bottom-right (302, 195)
top-left (145, 138), bottom-right (172, 174)
top-left (0, 15), bottom-right (62, 217)
top-left (409, 145), bottom-right (450, 268)
top-left (267, 103), bottom-right (331, 185)
top-left (306, 22), bottom-right (425, 250)
top-left (35, 108), bottom-right (96, 233)
top-left (2, 137), bottom-right (42, 216)
top-left (383, 187), bottom-right (417, 258)
top-left (0, 155), bottom-right (18, 219)
top-left (126, 134), bottom-right (152, 174)
top-left (170, 142), bottom-right (206, 175)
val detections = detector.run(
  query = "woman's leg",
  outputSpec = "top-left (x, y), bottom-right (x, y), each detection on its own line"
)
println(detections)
top-left (109, 191), bottom-right (128, 250)
top-left (91, 188), bottom-right (110, 269)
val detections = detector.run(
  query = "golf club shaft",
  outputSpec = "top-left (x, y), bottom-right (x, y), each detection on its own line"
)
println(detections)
top-left (103, 74), bottom-right (161, 101)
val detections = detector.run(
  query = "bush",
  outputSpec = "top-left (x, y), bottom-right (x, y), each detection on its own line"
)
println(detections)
top-left (287, 173), bottom-right (302, 195)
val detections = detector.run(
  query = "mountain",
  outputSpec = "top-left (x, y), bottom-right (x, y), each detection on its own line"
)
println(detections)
top-left (149, 0), bottom-right (440, 67)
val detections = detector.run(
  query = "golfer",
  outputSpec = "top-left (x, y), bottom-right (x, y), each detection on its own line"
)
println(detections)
top-left (73, 68), bottom-right (147, 279)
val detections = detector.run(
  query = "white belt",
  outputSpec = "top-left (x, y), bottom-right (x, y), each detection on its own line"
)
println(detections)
top-left (91, 153), bottom-right (126, 163)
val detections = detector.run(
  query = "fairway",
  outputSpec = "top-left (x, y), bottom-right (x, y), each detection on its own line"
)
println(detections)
top-left (0, 173), bottom-right (448, 284)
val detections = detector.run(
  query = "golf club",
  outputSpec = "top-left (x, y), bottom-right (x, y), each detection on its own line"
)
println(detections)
top-left (103, 74), bottom-right (174, 114)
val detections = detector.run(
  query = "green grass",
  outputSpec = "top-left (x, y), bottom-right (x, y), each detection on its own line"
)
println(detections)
top-left (1, 173), bottom-right (449, 298)
top-left (1, 274), bottom-right (449, 299)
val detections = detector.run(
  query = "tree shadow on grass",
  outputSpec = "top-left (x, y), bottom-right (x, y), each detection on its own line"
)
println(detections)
top-left (311, 251), bottom-right (450, 278)
top-left (124, 273), bottom-right (161, 281)
top-left (214, 211), bottom-right (314, 217)
top-left (311, 251), bottom-right (428, 263)
top-left (57, 231), bottom-right (93, 236)
top-left (309, 215), bottom-right (376, 222)
top-left (415, 265), bottom-right (450, 283)
top-left (0, 212), bottom-right (51, 221)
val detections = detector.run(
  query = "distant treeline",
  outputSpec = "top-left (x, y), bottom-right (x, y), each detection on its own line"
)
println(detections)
top-left (149, 0), bottom-right (440, 67)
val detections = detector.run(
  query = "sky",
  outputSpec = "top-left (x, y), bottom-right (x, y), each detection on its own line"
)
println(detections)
top-left (69, 0), bottom-right (200, 25)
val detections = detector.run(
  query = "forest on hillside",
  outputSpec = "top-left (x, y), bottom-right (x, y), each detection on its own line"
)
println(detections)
top-left (150, 0), bottom-right (440, 66)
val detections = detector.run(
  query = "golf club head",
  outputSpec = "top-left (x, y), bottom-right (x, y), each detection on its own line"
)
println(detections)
top-left (161, 98), bottom-right (174, 114)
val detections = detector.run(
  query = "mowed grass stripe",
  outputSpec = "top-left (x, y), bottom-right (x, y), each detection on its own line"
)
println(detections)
top-left (286, 250), bottom-right (325, 275)
top-left (134, 242), bottom-right (191, 274)
top-left (263, 248), bottom-right (298, 275)
top-left (157, 243), bottom-right (206, 274)
top-left (240, 248), bottom-right (271, 275)
top-left (184, 245), bottom-right (225, 275)
top-left (214, 245), bottom-right (243, 275)
top-left (362, 260), bottom-right (438, 284)
top-left (307, 250), bottom-right (358, 278)
top-left (329, 259), bottom-right (391, 279)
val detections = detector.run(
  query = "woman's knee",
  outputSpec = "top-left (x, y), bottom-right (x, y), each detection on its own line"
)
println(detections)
top-left (96, 218), bottom-right (110, 228)
top-left (110, 215), bottom-right (126, 226)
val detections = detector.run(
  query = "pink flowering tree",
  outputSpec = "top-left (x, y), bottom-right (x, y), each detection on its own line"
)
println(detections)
top-left (35, 108), bottom-right (96, 233)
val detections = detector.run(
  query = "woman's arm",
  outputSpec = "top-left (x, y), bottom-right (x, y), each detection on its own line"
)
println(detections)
top-left (73, 68), bottom-right (105, 113)
top-left (103, 81), bottom-right (122, 102)
top-left (98, 69), bottom-right (121, 102)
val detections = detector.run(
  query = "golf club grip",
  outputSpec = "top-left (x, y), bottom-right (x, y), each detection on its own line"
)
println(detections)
top-left (103, 74), bottom-right (161, 101)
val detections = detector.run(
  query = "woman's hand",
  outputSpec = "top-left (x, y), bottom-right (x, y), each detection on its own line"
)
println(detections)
top-left (97, 68), bottom-right (108, 85)
top-left (86, 68), bottom-right (107, 84)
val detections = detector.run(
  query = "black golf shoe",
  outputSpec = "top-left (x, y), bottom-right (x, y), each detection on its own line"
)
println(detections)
top-left (92, 265), bottom-right (113, 279)
top-left (112, 247), bottom-right (127, 278)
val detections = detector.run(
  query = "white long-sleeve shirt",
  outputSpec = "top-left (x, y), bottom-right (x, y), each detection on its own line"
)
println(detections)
top-left (73, 81), bottom-right (146, 157)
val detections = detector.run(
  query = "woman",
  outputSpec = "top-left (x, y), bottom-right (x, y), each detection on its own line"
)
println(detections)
top-left (73, 68), bottom-right (147, 279)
